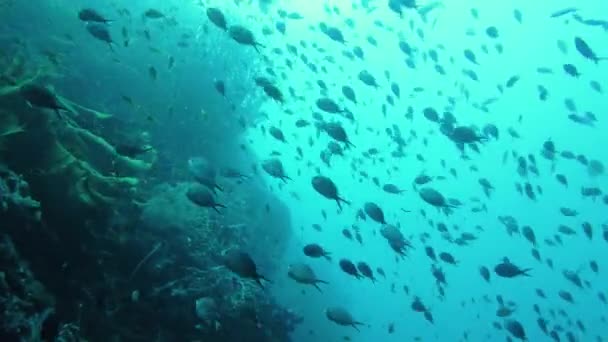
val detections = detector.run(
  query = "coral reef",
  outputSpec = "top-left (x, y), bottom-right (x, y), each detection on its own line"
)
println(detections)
top-left (0, 19), bottom-right (297, 342)
top-left (0, 164), bottom-right (40, 219)
top-left (132, 182), bottom-right (298, 340)
top-left (0, 234), bottom-right (56, 341)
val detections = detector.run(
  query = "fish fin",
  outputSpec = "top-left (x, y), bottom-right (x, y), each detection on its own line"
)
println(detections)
top-left (313, 283), bottom-right (323, 292)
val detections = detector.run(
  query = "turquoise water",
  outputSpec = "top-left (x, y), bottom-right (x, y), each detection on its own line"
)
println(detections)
top-left (2, 0), bottom-right (607, 341)
top-left (249, 1), bottom-right (608, 341)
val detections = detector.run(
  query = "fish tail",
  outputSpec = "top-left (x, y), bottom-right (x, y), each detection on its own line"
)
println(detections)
top-left (335, 199), bottom-right (343, 211)
top-left (213, 203), bottom-right (226, 213)
top-left (520, 268), bottom-right (532, 277)
top-left (338, 196), bottom-right (351, 208)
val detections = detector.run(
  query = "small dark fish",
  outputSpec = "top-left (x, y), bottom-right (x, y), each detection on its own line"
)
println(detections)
top-left (148, 66), bottom-right (157, 80)
top-left (364, 202), bottom-right (386, 224)
top-left (504, 319), bottom-right (527, 341)
top-left (261, 158), bottom-right (290, 182)
top-left (268, 126), bottom-right (286, 142)
top-left (303, 244), bottom-right (331, 261)
top-left (494, 258), bottom-right (531, 278)
top-left (463, 49), bottom-right (478, 65)
top-left (486, 26), bottom-right (499, 38)
top-left (78, 8), bottom-right (112, 23)
top-left (574, 36), bottom-right (606, 63)
top-left (214, 80), bottom-right (225, 97)
top-left (560, 207), bottom-right (578, 217)
top-left (206, 7), bottom-right (227, 31)
top-left (383, 184), bottom-right (405, 194)
top-left (228, 25), bottom-right (265, 53)
top-left (312, 176), bottom-right (350, 210)
top-left (222, 250), bottom-right (270, 288)
top-left (19, 84), bottom-right (67, 115)
top-left (339, 259), bottom-right (361, 279)
top-left (144, 9), bottom-right (165, 19)
top-left (563, 63), bottom-right (580, 77)
top-left (342, 229), bottom-right (353, 240)
top-left (295, 119), bottom-right (309, 127)
top-left (550, 7), bottom-right (578, 18)
top-left (86, 23), bottom-right (115, 50)
top-left (186, 184), bottom-right (226, 213)
top-left (479, 266), bottom-right (490, 282)
top-left (114, 144), bottom-right (153, 158)
top-left (505, 75), bottom-right (520, 88)
top-left (439, 252), bottom-right (458, 265)
top-left (168, 56), bottom-right (175, 69)
top-left (513, 9), bottom-right (523, 23)
top-left (341, 86), bottom-right (357, 104)
top-left (356, 262), bottom-right (376, 283)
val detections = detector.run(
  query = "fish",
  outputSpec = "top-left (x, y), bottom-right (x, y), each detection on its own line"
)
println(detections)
top-left (143, 9), bottom-right (165, 19)
top-left (550, 7), bottom-right (578, 18)
top-left (574, 37), bottom-right (606, 63)
top-left (19, 84), bottom-right (67, 116)
top-left (78, 8), bottom-right (112, 23)
top-left (86, 23), bottom-right (115, 51)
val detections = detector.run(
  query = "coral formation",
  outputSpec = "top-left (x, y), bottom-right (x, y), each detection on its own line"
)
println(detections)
top-left (0, 41), bottom-right (297, 341)
top-left (0, 164), bottom-right (40, 218)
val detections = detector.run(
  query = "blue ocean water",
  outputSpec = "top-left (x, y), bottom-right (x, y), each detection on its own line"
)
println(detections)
top-left (1, 0), bottom-right (607, 341)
